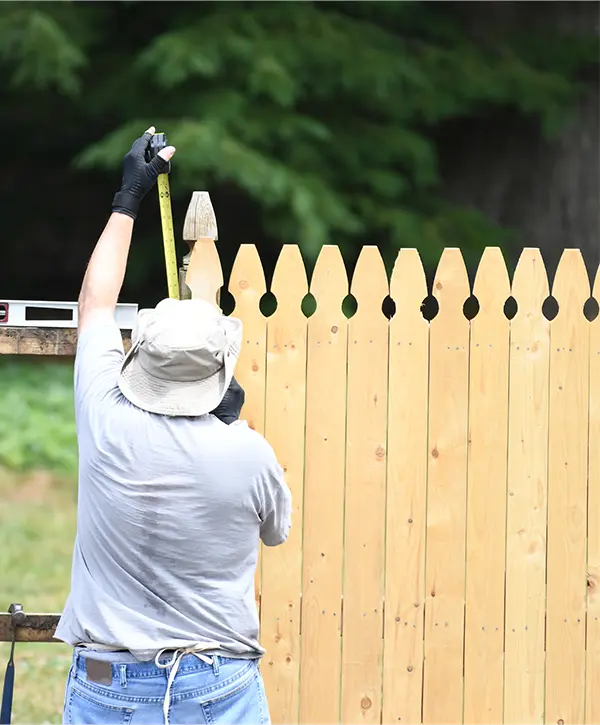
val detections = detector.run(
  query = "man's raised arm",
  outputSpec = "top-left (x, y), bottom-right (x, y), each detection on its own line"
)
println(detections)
top-left (78, 126), bottom-right (176, 335)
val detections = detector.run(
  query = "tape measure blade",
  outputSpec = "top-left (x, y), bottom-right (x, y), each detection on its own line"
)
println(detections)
top-left (157, 175), bottom-right (179, 299)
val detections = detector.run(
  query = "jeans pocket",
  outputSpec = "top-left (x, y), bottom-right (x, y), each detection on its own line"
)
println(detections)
top-left (200, 667), bottom-right (270, 724)
top-left (66, 686), bottom-right (134, 725)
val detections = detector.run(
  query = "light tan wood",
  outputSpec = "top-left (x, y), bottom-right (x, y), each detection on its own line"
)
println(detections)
top-left (422, 248), bottom-right (470, 725)
top-left (340, 246), bottom-right (389, 724)
top-left (261, 245), bottom-right (308, 725)
top-left (463, 247), bottom-right (510, 723)
top-left (299, 246), bottom-right (348, 724)
top-left (504, 248), bottom-right (550, 724)
top-left (6, 244), bottom-right (600, 723)
top-left (185, 240), bottom-right (223, 307)
top-left (182, 191), bottom-right (218, 242)
top-left (180, 191), bottom-right (219, 301)
top-left (0, 328), bottom-right (131, 355)
top-left (586, 265), bottom-right (600, 724)
top-left (229, 245), bottom-right (268, 434)
top-left (229, 244), bottom-right (267, 615)
top-left (382, 249), bottom-right (429, 724)
top-left (545, 249), bottom-right (589, 724)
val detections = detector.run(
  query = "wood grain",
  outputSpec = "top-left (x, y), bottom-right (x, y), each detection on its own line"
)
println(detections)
top-left (261, 245), bottom-right (308, 724)
top-left (0, 328), bottom-right (131, 355)
top-left (299, 246), bottom-right (348, 724)
top-left (229, 244), bottom-right (268, 617)
top-left (422, 248), bottom-right (470, 725)
top-left (586, 264), bottom-right (600, 724)
top-left (340, 246), bottom-right (389, 724)
top-left (383, 249), bottom-right (429, 724)
top-left (545, 249), bottom-right (589, 725)
top-left (504, 249), bottom-right (550, 724)
top-left (463, 247), bottom-right (510, 723)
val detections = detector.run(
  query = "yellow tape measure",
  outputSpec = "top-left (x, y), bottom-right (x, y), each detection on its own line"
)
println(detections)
top-left (157, 174), bottom-right (179, 299)
top-left (149, 132), bottom-right (179, 299)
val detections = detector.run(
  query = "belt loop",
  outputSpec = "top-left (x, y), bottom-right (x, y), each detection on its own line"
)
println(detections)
top-left (212, 656), bottom-right (220, 676)
top-left (119, 665), bottom-right (127, 688)
top-left (73, 651), bottom-right (81, 680)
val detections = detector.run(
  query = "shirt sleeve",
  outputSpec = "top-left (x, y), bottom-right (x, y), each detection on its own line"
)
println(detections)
top-left (257, 444), bottom-right (293, 547)
top-left (74, 312), bottom-right (125, 427)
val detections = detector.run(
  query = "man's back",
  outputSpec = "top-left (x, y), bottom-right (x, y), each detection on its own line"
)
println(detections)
top-left (55, 318), bottom-right (291, 662)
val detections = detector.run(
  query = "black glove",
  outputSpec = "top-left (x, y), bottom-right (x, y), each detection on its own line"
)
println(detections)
top-left (211, 377), bottom-right (245, 424)
top-left (112, 129), bottom-right (171, 220)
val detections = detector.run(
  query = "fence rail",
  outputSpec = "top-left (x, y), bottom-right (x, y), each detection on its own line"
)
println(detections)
top-left (2, 244), bottom-right (599, 725)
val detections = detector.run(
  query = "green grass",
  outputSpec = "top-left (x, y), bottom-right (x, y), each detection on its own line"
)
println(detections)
top-left (0, 358), bottom-right (77, 475)
top-left (0, 359), bottom-right (79, 723)
top-left (0, 469), bottom-right (77, 724)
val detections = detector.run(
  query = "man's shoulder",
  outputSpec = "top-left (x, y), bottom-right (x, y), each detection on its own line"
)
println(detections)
top-left (225, 420), bottom-right (279, 466)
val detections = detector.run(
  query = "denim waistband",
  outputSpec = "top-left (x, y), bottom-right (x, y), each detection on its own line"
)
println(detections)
top-left (72, 649), bottom-right (225, 679)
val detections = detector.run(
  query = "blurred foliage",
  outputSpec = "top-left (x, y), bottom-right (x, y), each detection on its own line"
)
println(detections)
top-left (0, 1), bottom-right (597, 270)
top-left (0, 359), bottom-right (77, 473)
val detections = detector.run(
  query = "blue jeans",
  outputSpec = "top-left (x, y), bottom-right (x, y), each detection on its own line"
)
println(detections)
top-left (63, 649), bottom-right (271, 725)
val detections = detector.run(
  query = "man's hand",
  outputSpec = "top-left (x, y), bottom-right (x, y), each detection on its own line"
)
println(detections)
top-left (112, 126), bottom-right (176, 220)
top-left (211, 377), bottom-right (245, 424)
top-left (78, 126), bottom-right (176, 334)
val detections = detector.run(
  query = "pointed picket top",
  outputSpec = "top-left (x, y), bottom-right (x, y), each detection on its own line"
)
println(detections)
top-left (185, 241), bottom-right (224, 309)
top-left (473, 247), bottom-right (510, 320)
top-left (593, 264), bottom-right (600, 303)
top-left (271, 244), bottom-right (309, 314)
top-left (390, 248), bottom-right (428, 325)
top-left (309, 245), bottom-right (348, 315)
top-left (350, 245), bottom-right (389, 319)
top-left (432, 247), bottom-right (470, 320)
top-left (229, 244), bottom-right (267, 315)
top-left (551, 248), bottom-right (590, 314)
top-left (511, 248), bottom-right (549, 319)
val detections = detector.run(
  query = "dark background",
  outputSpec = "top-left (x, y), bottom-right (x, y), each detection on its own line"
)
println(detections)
top-left (1, 1), bottom-right (598, 310)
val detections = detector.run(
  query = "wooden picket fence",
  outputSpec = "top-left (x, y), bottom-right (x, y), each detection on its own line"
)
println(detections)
top-left (225, 243), bottom-right (599, 725)
top-left (2, 242), bottom-right (598, 725)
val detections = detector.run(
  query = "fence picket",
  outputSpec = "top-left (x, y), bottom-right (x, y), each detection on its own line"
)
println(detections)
top-left (299, 246), bottom-right (349, 724)
top-left (383, 249), bottom-right (429, 725)
top-left (185, 240), bottom-right (223, 305)
top-left (340, 246), bottom-right (389, 724)
top-left (229, 244), bottom-right (267, 617)
top-left (463, 247), bottom-right (510, 723)
top-left (262, 245), bottom-right (308, 724)
top-left (504, 249), bottom-right (550, 724)
top-left (586, 266), bottom-right (600, 724)
top-left (546, 249), bottom-right (590, 725)
top-left (422, 248), bottom-right (470, 725)
top-left (229, 245), bottom-right (267, 434)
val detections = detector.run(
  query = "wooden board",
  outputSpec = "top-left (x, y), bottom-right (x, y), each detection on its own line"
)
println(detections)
top-left (340, 246), bottom-right (389, 724)
top-left (422, 248), bottom-right (470, 724)
top-left (382, 249), bottom-right (429, 724)
top-left (185, 239), bottom-right (223, 305)
top-left (586, 265), bottom-right (600, 724)
top-left (229, 245), bottom-right (268, 435)
top-left (0, 613), bottom-right (60, 642)
top-left (229, 244), bottom-right (268, 615)
top-left (0, 328), bottom-right (131, 355)
top-left (299, 246), bottom-right (348, 724)
top-left (545, 249), bottom-right (589, 724)
top-left (504, 249), bottom-right (550, 724)
top-left (261, 245), bottom-right (308, 724)
top-left (463, 247), bottom-right (510, 723)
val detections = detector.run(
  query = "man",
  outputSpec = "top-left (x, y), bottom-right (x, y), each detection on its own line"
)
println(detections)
top-left (55, 127), bottom-right (292, 725)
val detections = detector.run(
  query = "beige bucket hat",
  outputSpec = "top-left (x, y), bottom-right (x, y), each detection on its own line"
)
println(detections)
top-left (118, 297), bottom-right (242, 417)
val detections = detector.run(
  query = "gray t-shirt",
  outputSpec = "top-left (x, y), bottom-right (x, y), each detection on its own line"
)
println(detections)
top-left (55, 316), bottom-right (292, 662)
